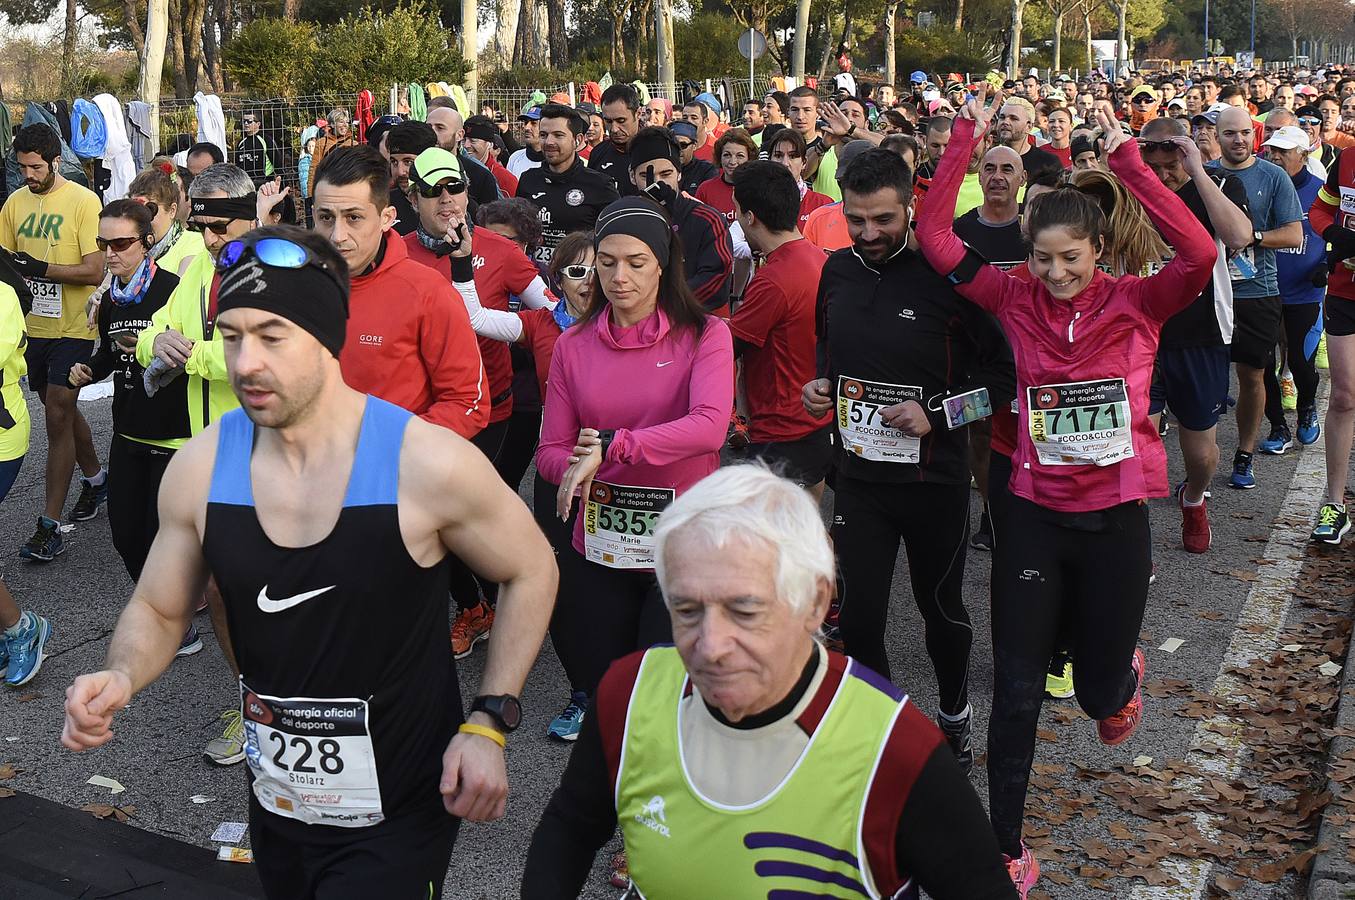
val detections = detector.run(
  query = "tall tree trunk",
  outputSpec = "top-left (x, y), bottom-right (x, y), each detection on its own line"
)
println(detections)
top-left (610, 9), bottom-right (628, 71)
top-left (462, 0), bottom-right (478, 110)
top-left (142, 0), bottom-right (169, 151)
top-left (1083, 4), bottom-right (1093, 73)
top-left (168, 0), bottom-right (190, 97)
top-left (514, 0), bottom-right (547, 68)
top-left (953, 0), bottom-right (964, 29)
top-left (1053, 12), bottom-right (1063, 71)
top-left (494, 0), bottom-right (519, 68)
top-left (283, 0), bottom-right (301, 20)
top-left (62, 0), bottom-right (78, 94)
top-left (202, 15), bottom-right (220, 92)
top-left (123, 0), bottom-right (146, 57)
top-left (818, 4), bottom-right (851, 82)
top-left (655, 0), bottom-right (675, 94)
top-left (884, 1), bottom-right (899, 86)
top-left (1115, 0), bottom-right (1126, 74)
top-left (1007, 0), bottom-right (1025, 76)
top-left (545, 0), bottom-right (567, 68)
top-left (816, 8), bottom-right (834, 82)
top-left (184, 0), bottom-right (209, 93)
top-left (792, 0), bottom-right (812, 80)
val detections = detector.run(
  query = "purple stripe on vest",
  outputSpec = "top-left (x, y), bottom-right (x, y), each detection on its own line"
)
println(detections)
top-left (754, 860), bottom-right (870, 896)
top-left (847, 658), bottom-right (906, 702)
top-left (744, 831), bottom-right (860, 867)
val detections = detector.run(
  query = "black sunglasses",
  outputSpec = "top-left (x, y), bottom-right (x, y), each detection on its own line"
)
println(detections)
top-left (187, 219), bottom-right (240, 235)
top-left (1139, 140), bottom-right (1178, 153)
top-left (96, 236), bottom-right (144, 252)
top-left (1133, 96), bottom-right (1156, 104)
top-left (413, 179), bottom-right (467, 200)
top-left (242, 118), bottom-right (257, 124)
top-left (676, 140), bottom-right (694, 150)
top-left (1299, 116), bottom-right (1322, 125)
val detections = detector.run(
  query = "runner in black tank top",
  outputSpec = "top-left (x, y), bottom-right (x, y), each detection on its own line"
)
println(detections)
top-left (61, 227), bottom-right (558, 900)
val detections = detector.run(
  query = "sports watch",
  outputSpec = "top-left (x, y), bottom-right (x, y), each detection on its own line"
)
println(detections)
top-left (470, 695), bottom-right (523, 733)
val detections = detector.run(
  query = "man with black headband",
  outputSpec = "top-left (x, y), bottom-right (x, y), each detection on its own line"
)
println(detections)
top-left (589, 84), bottom-right (640, 196)
top-left (385, 121), bottom-right (437, 236)
top-left (464, 114), bottom-right (519, 197)
top-left (627, 125), bottom-right (734, 314)
top-left (801, 148), bottom-right (1013, 774)
top-left (63, 224), bottom-right (558, 900)
top-left (515, 103), bottom-right (619, 264)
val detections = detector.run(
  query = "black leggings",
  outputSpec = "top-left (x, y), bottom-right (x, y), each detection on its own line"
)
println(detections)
top-left (832, 475), bottom-right (973, 716)
top-left (448, 419), bottom-right (512, 613)
top-left (496, 406), bottom-right (542, 494)
top-left (1265, 301), bottom-right (1323, 429)
top-left (108, 435), bottom-right (173, 582)
top-left (986, 458), bottom-right (1148, 857)
top-left (550, 541), bottom-right (672, 698)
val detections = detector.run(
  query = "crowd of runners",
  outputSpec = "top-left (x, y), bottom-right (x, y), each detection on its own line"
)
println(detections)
top-left (0, 57), bottom-right (1338, 898)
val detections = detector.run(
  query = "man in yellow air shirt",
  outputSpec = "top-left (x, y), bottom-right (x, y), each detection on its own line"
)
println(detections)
top-left (0, 125), bottom-right (105, 562)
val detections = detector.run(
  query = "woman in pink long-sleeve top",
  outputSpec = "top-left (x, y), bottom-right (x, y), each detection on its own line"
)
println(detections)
top-left (535, 197), bottom-right (734, 742)
top-left (915, 88), bottom-right (1216, 899)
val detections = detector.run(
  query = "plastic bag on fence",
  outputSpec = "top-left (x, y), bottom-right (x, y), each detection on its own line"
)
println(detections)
top-left (631, 81), bottom-right (651, 104)
top-left (7, 102), bottom-right (88, 197)
top-left (70, 99), bottom-right (108, 160)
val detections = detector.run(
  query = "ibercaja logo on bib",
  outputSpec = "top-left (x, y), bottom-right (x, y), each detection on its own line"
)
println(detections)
top-left (590, 483), bottom-right (613, 505)
top-left (244, 693), bottom-right (274, 725)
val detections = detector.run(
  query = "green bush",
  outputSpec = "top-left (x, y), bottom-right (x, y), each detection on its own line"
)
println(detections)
top-left (303, 0), bottom-right (466, 94)
top-left (674, 13), bottom-right (776, 82)
top-left (223, 18), bottom-right (319, 97)
top-left (895, 27), bottom-right (1000, 79)
top-left (1023, 43), bottom-right (1091, 74)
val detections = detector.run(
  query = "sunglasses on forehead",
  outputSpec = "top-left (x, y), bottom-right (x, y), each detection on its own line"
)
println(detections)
top-left (413, 179), bottom-right (467, 200)
top-left (96, 235), bottom-right (144, 252)
top-left (1138, 140), bottom-right (1179, 153)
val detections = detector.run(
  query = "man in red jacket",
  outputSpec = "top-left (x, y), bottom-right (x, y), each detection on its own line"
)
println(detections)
top-left (311, 144), bottom-right (489, 439)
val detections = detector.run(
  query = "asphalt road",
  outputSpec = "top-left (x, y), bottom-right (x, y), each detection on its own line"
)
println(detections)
top-left (0, 377), bottom-right (1349, 900)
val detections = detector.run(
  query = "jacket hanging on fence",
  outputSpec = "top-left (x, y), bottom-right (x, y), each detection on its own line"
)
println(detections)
top-left (94, 94), bottom-right (135, 201)
top-left (448, 85), bottom-right (470, 119)
top-left (583, 82), bottom-right (602, 106)
top-left (631, 81), bottom-right (651, 105)
top-left (356, 90), bottom-right (375, 143)
top-left (126, 101), bottom-right (153, 170)
top-left (408, 83), bottom-right (427, 122)
top-left (42, 101), bottom-right (73, 145)
top-left (0, 103), bottom-right (12, 161)
top-left (7, 102), bottom-right (88, 198)
top-left (426, 82), bottom-right (448, 99)
top-left (193, 93), bottom-right (227, 159)
top-left (70, 99), bottom-right (107, 160)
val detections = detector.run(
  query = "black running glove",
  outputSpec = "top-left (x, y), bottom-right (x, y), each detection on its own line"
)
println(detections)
top-left (10, 251), bottom-right (47, 278)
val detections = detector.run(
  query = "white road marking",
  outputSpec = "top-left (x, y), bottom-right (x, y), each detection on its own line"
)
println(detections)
top-left (1131, 384), bottom-right (1331, 899)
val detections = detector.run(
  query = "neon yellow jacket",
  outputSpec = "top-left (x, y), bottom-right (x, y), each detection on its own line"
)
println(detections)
top-left (135, 252), bottom-right (239, 436)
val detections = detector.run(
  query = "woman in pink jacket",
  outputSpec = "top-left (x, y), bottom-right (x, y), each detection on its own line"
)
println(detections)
top-left (536, 197), bottom-right (734, 743)
top-left (916, 88), bottom-right (1215, 898)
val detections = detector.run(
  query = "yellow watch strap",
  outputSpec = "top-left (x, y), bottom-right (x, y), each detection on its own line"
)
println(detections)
top-left (458, 722), bottom-right (506, 749)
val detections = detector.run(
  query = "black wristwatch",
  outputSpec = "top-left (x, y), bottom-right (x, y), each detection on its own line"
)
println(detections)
top-left (598, 428), bottom-right (616, 460)
top-left (470, 695), bottom-right (523, 733)
top-left (1253, 229), bottom-right (1264, 247)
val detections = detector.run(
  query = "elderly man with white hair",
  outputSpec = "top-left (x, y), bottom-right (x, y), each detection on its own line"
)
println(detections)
top-left (522, 465), bottom-right (1017, 899)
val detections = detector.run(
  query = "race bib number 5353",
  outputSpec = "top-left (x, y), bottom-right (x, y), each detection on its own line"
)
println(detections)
top-left (1027, 378), bottom-right (1134, 467)
top-left (241, 680), bottom-right (383, 828)
top-left (583, 481), bottom-right (674, 569)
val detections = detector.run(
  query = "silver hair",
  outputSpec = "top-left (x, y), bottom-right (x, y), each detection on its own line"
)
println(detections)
top-left (328, 108), bottom-right (351, 125)
top-left (188, 163), bottom-right (254, 199)
top-left (653, 465), bottom-right (834, 617)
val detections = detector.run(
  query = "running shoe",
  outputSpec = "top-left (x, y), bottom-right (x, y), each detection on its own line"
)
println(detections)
top-left (450, 599), bottom-right (494, 659)
top-left (1173, 479), bottom-right (1211, 500)
top-left (609, 850), bottom-right (630, 889)
top-left (1311, 503), bottom-right (1351, 546)
top-left (204, 709), bottom-right (246, 765)
top-left (19, 516), bottom-right (64, 562)
top-left (1045, 652), bottom-right (1075, 699)
top-left (547, 691), bottom-right (589, 742)
top-left (970, 508), bottom-right (993, 551)
top-left (1098, 648), bottom-right (1146, 746)
top-left (3, 612), bottom-right (51, 687)
top-left (1257, 425), bottom-right (1293, 455)
top-left (1149, 562), bottom-right (1157, 585)
top-left (1157, 416), bottom-right (1170, 438)
top-left (936, 707), bottom-right (974, 776)
top-left (0, 634), bottom-right (7, 680)
top-left (1316, 332), bottom-right (1329, 369)
top-left (726, 413), bottom-right (751, 450)
top-left (1297, 407), bottom-right (1320, 446)
top-left (1004, 842), bottom-right (1040, 899)
top-left (69, 475), bottom-right (109, 522)
top-left (1227, 452), bottom-right (1256, 490)
top-left (1177, 482), bottom-right (1211, 554)
top-left (1280, 373), bottom-right (1298, 411)
top-left (176, 624), bottom-right (203, 657)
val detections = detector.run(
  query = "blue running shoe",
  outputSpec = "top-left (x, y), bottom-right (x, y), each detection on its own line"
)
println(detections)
top-left (1228, 452), bottom-right (1256, 490)
top-left (1297, 407), bottom-right (1320, 446)
top-left (19, 516), bottom-right (64, 562)
top-left (4, 611), bottom-right (51, 687)
top-left (176, 624), bottom-right (203, 657)
top-left (1257, 425), bottom-right (1293, 455)
top-left (547, 691), bottom-right (589, 742)
top-left (0, 635), bottom-right (8, 681)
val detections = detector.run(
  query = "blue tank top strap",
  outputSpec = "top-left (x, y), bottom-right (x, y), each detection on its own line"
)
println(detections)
top-left (207, 409), bottom-right (257, 507)
top-left (343, 396), bottom-right (413, 508)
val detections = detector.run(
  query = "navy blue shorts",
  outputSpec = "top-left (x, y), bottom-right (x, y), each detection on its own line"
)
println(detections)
top-left (1149, 344), bottom-right (1232, 431)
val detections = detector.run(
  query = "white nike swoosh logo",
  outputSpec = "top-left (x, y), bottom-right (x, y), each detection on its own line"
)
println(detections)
top-left (531, 192), bottom-right (546, 199)
top-left (257, 585), bottom-right (336, 613)
top-left (656, 361), bottom-right (674, 368)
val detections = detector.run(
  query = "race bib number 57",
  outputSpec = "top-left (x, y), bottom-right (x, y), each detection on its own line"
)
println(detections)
top-left (837, 376), bottom-right (923, 464)
top-left (583, 481), bottom-right (674, 569)
top-left (241, 681), bottom-right (384, 828)
top-left (1027, 378), bottom-right (1134, 467)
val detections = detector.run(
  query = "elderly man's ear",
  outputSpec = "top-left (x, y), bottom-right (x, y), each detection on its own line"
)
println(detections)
top-left (810, 576), bottom-right (833, 633)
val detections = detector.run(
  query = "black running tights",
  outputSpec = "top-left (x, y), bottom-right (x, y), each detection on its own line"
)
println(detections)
top-left (1265, 301), bottom-right (1323, 430)
top-left (108, 435), bottom-right (173, 582)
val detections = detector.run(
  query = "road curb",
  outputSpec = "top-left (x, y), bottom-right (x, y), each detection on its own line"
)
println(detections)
top-left (1310, 611), bottom-right (1355, 898)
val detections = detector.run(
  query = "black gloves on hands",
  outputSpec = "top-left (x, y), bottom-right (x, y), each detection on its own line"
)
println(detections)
top-left (10, 251), bottom-right (47, 278)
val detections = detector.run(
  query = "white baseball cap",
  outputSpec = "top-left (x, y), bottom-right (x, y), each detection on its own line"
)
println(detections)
top-left (1262, 125), bottom-right (1310, 151)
